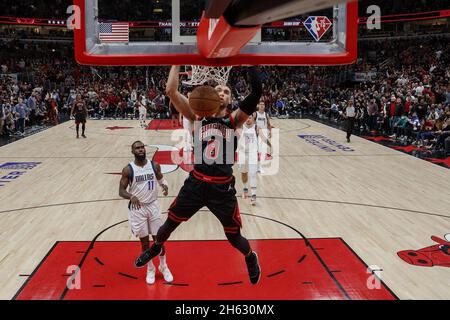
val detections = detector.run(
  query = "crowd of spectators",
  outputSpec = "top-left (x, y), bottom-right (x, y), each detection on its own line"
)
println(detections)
top-left (358, 0), bottom-right (448, 16)
top-left (242, 37), bottom-right (449, 154)
top-left (0, 74), bottom-right (59, 137)
top-left (1, 1), bottom-right (447, 20)
top-left (0, 39), bottom-right (174, 137)
top-left (1, 34), bottom-right (449, 153)
top-left (1, 0), bottom-right (447, 43)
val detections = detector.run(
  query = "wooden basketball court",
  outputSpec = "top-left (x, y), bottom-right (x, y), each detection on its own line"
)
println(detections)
top-left (1, 119), bottom-right (449, 300)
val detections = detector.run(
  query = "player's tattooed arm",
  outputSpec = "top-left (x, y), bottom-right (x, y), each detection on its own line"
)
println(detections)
top-left (166, 66), bottom-right (196, 122)
top-left (233, 67), bottom-right (263, 128)
top-left (154, 162), bottom-right (169, 196)
top-left (119, 165), bottom-right (141, 209)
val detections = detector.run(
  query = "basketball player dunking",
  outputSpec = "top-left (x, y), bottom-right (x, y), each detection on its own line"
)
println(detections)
top-left (119, 141), bottom-right (173, 284)
top-left (70, 94), bottom-right (88, 139)
top-left (135, 66), bottom-right (263, 285)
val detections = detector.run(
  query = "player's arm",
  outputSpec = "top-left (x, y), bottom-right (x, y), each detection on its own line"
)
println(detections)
top-left (232, 67), bottom-right (263, 128)
top-left (165, 66), bottom-right (195, 122)
top-left (266, 113), bottom-right (273, 137)
top-left (119, 165), bottom-right (141, 210)
top-left (257, 126), bottom-right (271, 145)
top-left (153, 162), bottom-right (168, 196)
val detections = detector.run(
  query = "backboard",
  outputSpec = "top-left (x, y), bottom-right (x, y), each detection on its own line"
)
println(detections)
top-left (73, 0), bottom-right (358, 66)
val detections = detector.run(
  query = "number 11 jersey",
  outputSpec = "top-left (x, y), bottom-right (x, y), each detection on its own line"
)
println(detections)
top-left (128, 159), bottom-right (158, 204)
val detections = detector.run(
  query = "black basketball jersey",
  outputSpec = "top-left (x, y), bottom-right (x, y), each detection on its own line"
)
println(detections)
top-left (193, 115), bottom-right (237, 177)
top-left (74, 101), bottom-right (86, 115)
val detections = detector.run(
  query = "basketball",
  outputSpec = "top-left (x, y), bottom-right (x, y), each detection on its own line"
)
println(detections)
top-left (188, 86), bottom-right (221, 117)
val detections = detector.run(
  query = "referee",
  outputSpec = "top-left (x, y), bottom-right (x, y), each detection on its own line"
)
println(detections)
top-left (344, 99), bottom-right (356, 143)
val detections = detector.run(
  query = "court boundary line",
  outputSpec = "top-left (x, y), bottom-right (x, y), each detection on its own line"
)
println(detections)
top-left (12, 241), bottom-right (60, 300)
top-left (14, 235), bottom-right (356, 301)
top-left (54, 210), bottom-right (352, 300)
top-left (58, 220), bottom-right (128, 300)
top-left (1, 196), bottom-right (448, 220)
top-left (339, 237), bottom-right (400, 300)
top-left (65, 118), bottom-right (313, 138)
top-left (0, 121), bottom-right (69, 149)
top-left (307, 118), bottom-right (450, 169)
top-left (13, 237), bottom-right (400, 300)
top-left (0, 153), bottom-right (407, 160)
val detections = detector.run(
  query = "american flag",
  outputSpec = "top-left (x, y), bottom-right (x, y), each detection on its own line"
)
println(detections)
top-left (99, 23), bottom-right (129, 43)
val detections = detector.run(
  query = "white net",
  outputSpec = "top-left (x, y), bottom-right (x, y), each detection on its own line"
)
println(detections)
top-left (182, 65), bottom-right (233, 87)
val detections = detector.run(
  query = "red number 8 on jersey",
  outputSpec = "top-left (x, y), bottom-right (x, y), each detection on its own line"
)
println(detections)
top-left (205, 139), bottom-right (219, 161)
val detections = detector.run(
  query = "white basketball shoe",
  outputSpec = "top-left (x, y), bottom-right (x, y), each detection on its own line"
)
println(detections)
top-left (146, 263), bottom-right (156, 285)
top-left (159, 265), bottom-right (174, 283)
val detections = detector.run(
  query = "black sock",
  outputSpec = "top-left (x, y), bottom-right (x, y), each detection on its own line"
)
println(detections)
top-left (226, 232), bottom-right (251, 256)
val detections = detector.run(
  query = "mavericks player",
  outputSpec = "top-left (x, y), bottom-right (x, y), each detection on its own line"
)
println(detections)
top-left (254, 100), bottom-right (272, 172)
top-left (119, 141), bottom-right (173, 284)
top-left (238, 116), bottom-right (259, 206)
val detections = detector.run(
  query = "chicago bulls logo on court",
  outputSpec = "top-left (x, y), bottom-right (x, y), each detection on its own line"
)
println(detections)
top-left (397, 234), bottom-right (450, 268)
top-left (150, 144), bottom-right (193, 174)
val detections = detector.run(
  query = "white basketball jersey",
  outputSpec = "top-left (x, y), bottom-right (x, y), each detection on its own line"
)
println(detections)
top-left (183, 116), bottom-right (193, 145)
top-left (241, 124), bottom-right (258, 154)
top-left (128, 159), bottom-right (158, 204)
top-left (183, 116), bottom-right (192, 132)
top-left (256, 111), bottom-right (268, 129)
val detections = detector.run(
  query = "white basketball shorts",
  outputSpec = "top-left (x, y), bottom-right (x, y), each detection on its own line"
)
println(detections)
top-left (238, 152), bottom-right (258, 174)
top-left (128, 201), bottom-right (163, 238)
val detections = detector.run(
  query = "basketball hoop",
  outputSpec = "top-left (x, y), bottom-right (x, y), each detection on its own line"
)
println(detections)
top-left (182, 65), bottom-right (233, 86)
top-left (74, 0), bottom-right (358, 66)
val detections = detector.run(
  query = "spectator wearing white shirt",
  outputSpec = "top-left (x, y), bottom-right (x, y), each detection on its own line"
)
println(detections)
top-left (344, 99), bottom-right (356, 143)
top-left (415, 82), bottom-right (425, 97)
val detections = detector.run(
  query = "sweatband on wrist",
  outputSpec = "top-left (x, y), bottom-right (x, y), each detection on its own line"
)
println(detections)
top-left (158, 178), bottom-right (168, 187)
